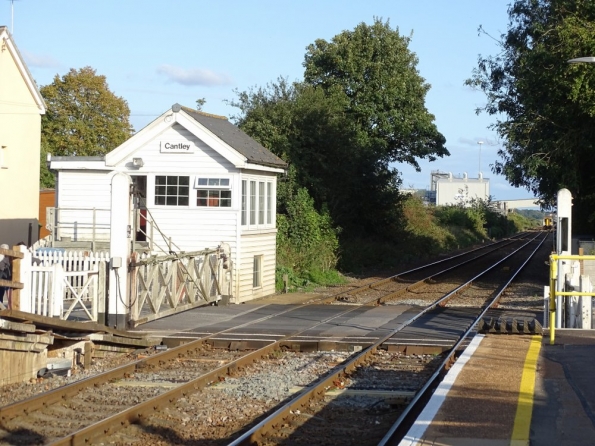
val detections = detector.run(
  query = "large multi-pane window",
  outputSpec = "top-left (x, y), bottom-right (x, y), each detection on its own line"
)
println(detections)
top-left (258, 182), bottom-right (265, 224)
top-left (155, 176), bottom-right (189, 206)
top-left (195, 178), bottom-right (231, 207)
top-left (241, 180), bottom-right (247, 225)
top-left (241, 178), bottom-right (274, 228)
top-left (266, 182), bottom-right (272, 224)
top-left (249, 181), bottom-right (256, 225)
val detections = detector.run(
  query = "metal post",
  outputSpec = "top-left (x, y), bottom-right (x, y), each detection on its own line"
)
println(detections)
top-left (557, 258), bottom-right (565, 328)
top-left (92, 208), bottom-right (96, 250)
top-left (550, 255), bottom-right (557, 345)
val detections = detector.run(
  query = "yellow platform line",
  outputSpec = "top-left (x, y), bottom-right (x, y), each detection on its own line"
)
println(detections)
top-left (510, 335), bottom-right (542, 446)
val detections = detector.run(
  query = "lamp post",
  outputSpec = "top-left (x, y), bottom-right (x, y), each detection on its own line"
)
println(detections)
top-left (568, 57), bottom-right (595, 64)
top-left (477, 141), bottom-right (484, 175)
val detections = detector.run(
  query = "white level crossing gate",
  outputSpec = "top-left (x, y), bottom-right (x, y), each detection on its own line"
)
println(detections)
top-left (129, 248), bottom-right (232, 327)
top-left (28, 251), bottom-right (108, 322)
top-left (12, 247), bottom-right (230, 325)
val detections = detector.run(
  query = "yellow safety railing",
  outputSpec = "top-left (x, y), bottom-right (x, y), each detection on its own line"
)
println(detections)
top-left (549, 254), bottom-right (595, 344)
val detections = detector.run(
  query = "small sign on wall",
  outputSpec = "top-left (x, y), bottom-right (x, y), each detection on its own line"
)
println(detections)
top-left (160, 141), bottom-right (196, 153)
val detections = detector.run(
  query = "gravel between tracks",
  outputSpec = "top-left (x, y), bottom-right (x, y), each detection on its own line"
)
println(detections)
top-left (0, 234), bottom-right (551, 411)
top-left (0, 348), bottom-right (162, 407)
top-left (96, 350), bottom-right (353, 445)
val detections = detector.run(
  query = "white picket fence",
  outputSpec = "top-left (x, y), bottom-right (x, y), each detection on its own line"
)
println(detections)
top-left (10, 246), bottom-right (229, 325)
top-left (29, 250), bottom-right (109, 321)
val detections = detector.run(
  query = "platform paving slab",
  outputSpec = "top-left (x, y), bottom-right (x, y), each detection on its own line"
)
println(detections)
top-left (531, 329), bottom-right (595, 446)
top-left (403, 334), bottom-right (534, 446)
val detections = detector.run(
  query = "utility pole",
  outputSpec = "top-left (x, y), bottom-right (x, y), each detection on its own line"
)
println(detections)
top-left (9, 0), bottom-right (18, 34)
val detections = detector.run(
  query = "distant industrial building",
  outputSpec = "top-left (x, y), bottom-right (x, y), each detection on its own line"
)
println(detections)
top-left (427, 171), bottom-right (489, 206)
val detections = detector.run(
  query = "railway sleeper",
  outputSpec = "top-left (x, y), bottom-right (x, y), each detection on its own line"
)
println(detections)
top-left (476, 317), bottom-right (543, 335)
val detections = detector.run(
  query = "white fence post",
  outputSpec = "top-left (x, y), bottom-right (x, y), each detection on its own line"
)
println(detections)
top-left (17, 246), bottom-right (32, 313)
top-left (53, 263), bottom-right (65, 317)
top-left (109, 172), bottom-right (132, 330)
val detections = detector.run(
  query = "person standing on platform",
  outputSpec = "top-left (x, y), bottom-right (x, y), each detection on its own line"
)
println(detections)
top-left (0, 244), bottom-right (10, 304)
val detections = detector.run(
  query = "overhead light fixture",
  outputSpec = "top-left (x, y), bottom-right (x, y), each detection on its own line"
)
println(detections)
top-left (568, 57), bottom-right (595, 64)
top-left (132, 157), bottom-right (144, 167)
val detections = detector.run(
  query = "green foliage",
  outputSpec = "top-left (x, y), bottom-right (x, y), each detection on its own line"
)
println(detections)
top-left (401, 195), bottom-right (457, 253)
top-left (39, 141), bottom-right (54, 188)
top-left (467, 0), bottom-right (595, 232)
top-left (304, 18), bottom-right (449, 169)
top-left (340, 195), bottom-right (528, 274)
top-left (275, 187), bottom-right (341, 291)
top-left (515, 209), bottom-right (546, 223)
top-left (228, 19), bottom-right (453, 280)
top-left (230, 79), bottom-right (401, 239)
top-left (231, 19), bottom-right (447, 240)
top-left (507, 211), bottom-right (540, 232)
top-left (41, 67), bottom-right (133, 157)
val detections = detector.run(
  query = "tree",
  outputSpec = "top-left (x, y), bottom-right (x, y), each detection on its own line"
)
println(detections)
top-left (232, 78), bottom-right (405, 238)
top-left (196, 98), bottom-right (206, 110)
top-left (467, 0), bottom-right (595, 232)
top-left (303, 18), bottom-right (448, 169)
top-left (232, 19), bottom-right (447, 238)
top-left (41, 67), bottom-right (133, 158)
top-left (40, 141), bottom-right (54, 188)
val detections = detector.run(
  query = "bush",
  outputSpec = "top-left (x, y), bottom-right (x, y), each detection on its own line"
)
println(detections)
top-left (277, 193), bottom-right (531, 286)
top-left (276, 188), bottom-right (341, 291)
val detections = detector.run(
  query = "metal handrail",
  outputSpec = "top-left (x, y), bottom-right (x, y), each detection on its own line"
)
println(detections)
top-left (548, 254), bottom-right (595, 344)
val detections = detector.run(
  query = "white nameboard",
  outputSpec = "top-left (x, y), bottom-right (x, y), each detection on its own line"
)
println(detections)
top-left (160, 141), bottom-right (196, 153)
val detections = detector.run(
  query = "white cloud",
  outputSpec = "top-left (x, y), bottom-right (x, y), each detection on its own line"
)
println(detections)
top-left (22, 50), bottom-right (60, 69)
top-left (156, 64), bottom-right (232, 87)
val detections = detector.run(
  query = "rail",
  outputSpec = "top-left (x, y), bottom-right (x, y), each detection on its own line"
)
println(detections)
top-left (0, 232), bottom-right (547, 444)
top-left (231, 232), bottom-right (547, 445)
top-left (46, 207), bottom-right (111, 248)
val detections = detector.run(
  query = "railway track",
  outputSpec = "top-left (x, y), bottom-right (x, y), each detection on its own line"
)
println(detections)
top-left (0, 232), bottom-right (550, 445)
top-left (228, 232), bottom-right (548, 446)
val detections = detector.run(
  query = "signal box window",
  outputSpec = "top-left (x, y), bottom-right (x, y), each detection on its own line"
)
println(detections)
top-left (155, 176), bottom-right (189, 206)
top-left (195, 178), bottom-right (231, 207)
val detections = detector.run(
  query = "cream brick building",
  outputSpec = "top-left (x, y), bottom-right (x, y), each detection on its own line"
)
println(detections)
top-left (0, 26), bottom-right (46, 245)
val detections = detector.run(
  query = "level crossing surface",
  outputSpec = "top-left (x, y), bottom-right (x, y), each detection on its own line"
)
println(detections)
top-left (131, 296), bottom-right (498, 350)
top-left (131, 298), bottom-right (418, 344)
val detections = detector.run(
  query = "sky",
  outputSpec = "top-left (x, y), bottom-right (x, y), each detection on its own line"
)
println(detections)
top-left (2, 0), bottom-right (536, 202)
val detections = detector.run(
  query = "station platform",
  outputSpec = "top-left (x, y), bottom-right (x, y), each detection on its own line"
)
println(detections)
top-left (400, 329), bottom-right (595, 446)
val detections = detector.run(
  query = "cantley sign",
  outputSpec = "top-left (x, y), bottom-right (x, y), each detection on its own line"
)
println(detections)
top-left (160, 141), bottom-right (196, 153)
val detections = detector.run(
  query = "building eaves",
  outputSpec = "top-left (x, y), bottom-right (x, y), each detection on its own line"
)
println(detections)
top-left (180, 106), bottom-right (287, 169)
top-left (0, 26), bottom-right (46, 113)
top-left (50, 156), bottom-right (105, 162)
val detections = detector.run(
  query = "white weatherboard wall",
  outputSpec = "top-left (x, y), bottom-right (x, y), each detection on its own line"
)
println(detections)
top-left (53, 118), bottom-right (282, 304)
top-left (239, 231), bottom-right (277, 302)
top-left (56, 170), bottom-right (112, 241)
top-left (132, 125), bottom-right (238, 254)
